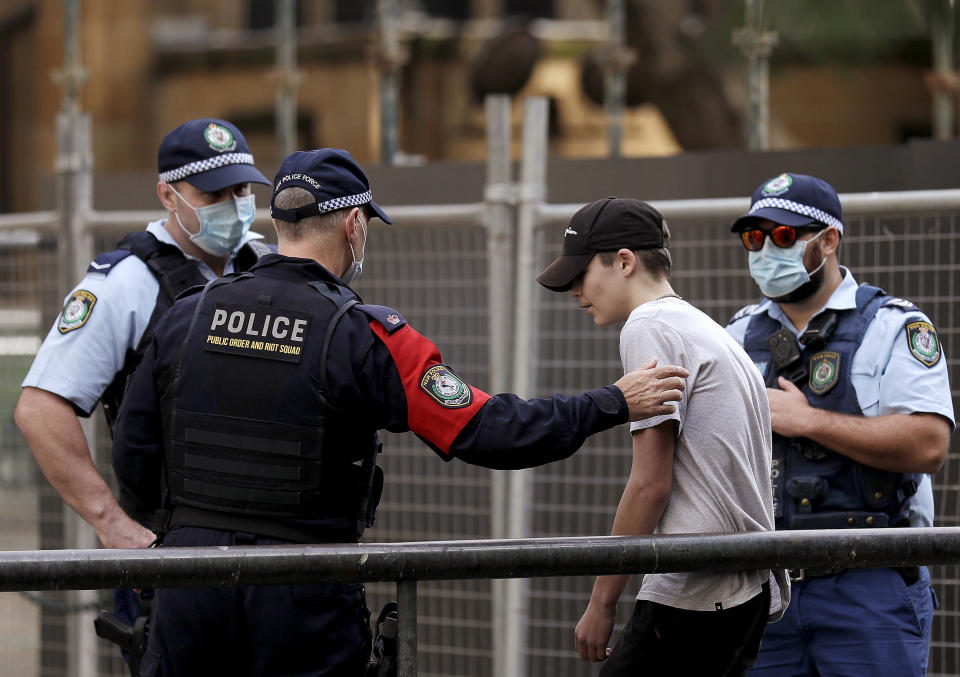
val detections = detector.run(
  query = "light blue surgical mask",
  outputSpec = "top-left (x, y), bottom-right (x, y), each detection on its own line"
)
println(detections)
top-left (170, 186), bottom-right (256, 257)
top-left (748, 228), bottom-right (827, 299)
top-left (341, 214), bottom-right (366, 285)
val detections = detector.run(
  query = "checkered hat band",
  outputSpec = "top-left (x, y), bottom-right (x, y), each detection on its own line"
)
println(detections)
top-left (158, 153), bottom-right (255, 183)
top-left (314, 190), bottom-right (372, 214)
top-left (750, 198), bottom-right (843, 231)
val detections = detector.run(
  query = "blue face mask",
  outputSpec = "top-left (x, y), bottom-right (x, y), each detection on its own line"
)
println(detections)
top-left (748, 228), bottom-right (827, 299)
top-left (171, 186), bottom-right (256, 257)
top-left (341, 214), bottom-right (366, 285)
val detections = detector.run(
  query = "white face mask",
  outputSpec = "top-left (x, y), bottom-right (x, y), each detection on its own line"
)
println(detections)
top-left (341, 213), bottom-right (366, 285)
top-left (748, 227), bottom-right (828, 299)
top-left (169, 185), bottom-right (255, 256)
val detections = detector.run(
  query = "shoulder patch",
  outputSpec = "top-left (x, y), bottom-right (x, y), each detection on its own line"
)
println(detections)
top-left (883, 297), bottom-right (919, 312)
top-left (728, 303), bottom-right (761, 326)
top-left (356, 304), bottom-right (406, 334)
top-left (905, 321), bottom-right (941, 367)
top-left (419, 365), bottom-right (473, 408)
top-left (87, 249), bottom-right (134, 275)
top-left (58, 290), bottom-right (97, 333)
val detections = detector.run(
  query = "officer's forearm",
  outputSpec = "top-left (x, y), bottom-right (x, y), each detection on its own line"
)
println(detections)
top-left (450, 388), bottom-right (627, 470)
top-left (791, 408), bottom-right (949, 474)
top-left (14, 387), bottom-right (153, 548)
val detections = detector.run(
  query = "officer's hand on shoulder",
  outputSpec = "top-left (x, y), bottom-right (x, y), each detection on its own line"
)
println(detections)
top-left (614, 358), bottom-right (688, 421)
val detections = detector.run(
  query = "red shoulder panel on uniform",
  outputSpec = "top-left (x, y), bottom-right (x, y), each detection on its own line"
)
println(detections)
top-left (370, 321), bottom-right (491, 455)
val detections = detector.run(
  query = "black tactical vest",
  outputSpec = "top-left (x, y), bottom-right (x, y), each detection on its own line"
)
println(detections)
top-left (100, 232), bottom-right (272, 429)
top-left (159, 271), bottom-right (381, 541)
top-left (742, 284), bottom-right (919, 530)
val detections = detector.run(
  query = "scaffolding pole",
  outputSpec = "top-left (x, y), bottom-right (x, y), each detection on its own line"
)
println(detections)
top-left (932, 0), bottom-right (956, 139)
top-left (274, 0), bottom-right (300, 160)
top-left (734, 0), bottom-right (778, 151)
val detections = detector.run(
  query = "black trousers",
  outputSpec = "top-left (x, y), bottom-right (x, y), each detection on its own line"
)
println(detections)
top-left (139, 526), bottom-right (371, 677)
top-left (599, 583), bottom-right (770, 677)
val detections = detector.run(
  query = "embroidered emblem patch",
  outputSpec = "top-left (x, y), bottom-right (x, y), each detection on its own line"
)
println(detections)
top-left (204, 122), bottom-right (237, 152)
top-left (906, 321), bottom-right (941, 367)
top-left (387, 314), bottom-right (401, 325)
top-left (808, 351), bottom-right (840, 395)
top-left (58, 290), bottom-right (97, 334)
top-left (762, 173), bottom-right (793, 196)
top-left (419, 365), bottom-right (473, 408)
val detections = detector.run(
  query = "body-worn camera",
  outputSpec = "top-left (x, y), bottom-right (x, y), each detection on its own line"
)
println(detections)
top-left (767, 329), bottom-right (807, 387)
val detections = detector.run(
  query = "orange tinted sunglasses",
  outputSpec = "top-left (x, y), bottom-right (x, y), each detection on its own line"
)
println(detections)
top-left (739, 225), bottom-right (822, 251)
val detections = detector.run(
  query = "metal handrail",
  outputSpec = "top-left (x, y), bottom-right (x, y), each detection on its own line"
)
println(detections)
top-left (0, 528), bottom-right (957, 591)
top-left (2, 529), bottom-right (959, 676)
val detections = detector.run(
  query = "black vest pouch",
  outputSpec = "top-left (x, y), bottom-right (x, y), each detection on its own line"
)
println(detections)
top-left (785, 475), bottom-right (828, 514)
top-left (169, 411), bottom-right (325, 518)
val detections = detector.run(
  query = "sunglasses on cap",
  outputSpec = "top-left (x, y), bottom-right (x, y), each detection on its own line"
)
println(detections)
top-left (739, 225), bottom-right (826, 252)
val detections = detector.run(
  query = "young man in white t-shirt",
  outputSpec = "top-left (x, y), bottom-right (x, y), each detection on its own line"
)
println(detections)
top-left (537, 197), bottom-right (790, 677)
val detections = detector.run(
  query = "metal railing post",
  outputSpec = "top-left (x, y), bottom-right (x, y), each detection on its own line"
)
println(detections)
top-left (397, 579), bottom-right (418, 677)
top-left (484, 93), bottom-right (515, 677)
top-left (53, 2), bottom-right (98, 675)
top-left (504, 95), bottom-right (549, 677)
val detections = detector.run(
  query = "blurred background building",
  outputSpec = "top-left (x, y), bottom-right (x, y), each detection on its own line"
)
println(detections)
top-left (2, 2), bottom-right (960, 676)
top-left (0, 0), bottom-right (957, 212)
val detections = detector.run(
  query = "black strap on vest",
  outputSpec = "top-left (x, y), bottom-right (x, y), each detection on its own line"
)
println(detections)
top-left (100, 234), bottom-right (267, 431)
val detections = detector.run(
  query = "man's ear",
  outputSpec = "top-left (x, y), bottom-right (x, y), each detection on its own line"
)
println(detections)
top-left (157, 182), bottom-right (177, 212)
top-left (821, 226), bottom-right (841, 257)
top-left (345, 207), bottom-right (362, 239)
top-left (618, 248), bottom-right (638, 276)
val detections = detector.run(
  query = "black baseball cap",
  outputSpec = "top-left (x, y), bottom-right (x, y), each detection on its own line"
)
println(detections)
top-left (537, 197), bottom-right (666, 292)
top-left (269, 149), bottom-right (392, 224)
top-left (157, 118), bottom-right (270, 191)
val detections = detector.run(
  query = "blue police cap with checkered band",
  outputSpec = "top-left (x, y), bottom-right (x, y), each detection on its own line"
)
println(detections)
top-left (731, 172), bottom-right (843, 236)
top-left (157, 118), bottom-right (270, 192)
top-left (269, 149), bottom-right (392, 224)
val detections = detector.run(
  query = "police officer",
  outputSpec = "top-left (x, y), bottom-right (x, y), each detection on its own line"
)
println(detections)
top-left (14, 118), bottom-right (273, 651)
top-left (111, 148), bottom-right (690, 676)
top-left (725, 172), bottom-right (954, 676)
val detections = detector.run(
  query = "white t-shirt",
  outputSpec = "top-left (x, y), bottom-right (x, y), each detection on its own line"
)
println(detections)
top-left (623, 297), bottom-right (789, 617)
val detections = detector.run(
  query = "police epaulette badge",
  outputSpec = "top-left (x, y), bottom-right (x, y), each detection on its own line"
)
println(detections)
top-left (419, 365), bottom-right (473, 408)
top-left (906, 321), bottom-right (941, 367)
top-left (58, 290), bottom-right (97, 333)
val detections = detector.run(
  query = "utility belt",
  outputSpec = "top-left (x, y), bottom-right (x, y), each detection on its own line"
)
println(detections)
top-left (789, 511), bottom-right (891, 530)
top-left (789, 565), bottom-right (921, 585)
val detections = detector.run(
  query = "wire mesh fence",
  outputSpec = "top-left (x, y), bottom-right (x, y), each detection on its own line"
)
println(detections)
top-left (1, 197), bottom-right (959, 675)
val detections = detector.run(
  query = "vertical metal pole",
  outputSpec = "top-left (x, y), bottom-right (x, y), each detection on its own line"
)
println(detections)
top-left (55, 4), bottom-right (96, 675)
top-left (932, 0), bottom-right (956, 139)
top-left (397, 579), bottom-right (418, 677)
top-left (378, 0), bottom-right (401, 164)
top-left (503, 96), bottom-right (549, 677)
top-left (604, 0), bottom-right (627, 157)
top-left (275, 0), bottom-right (299, 159)
top-left (735, 0), bottom-right (777, 151)
top-left (483, 94), bottom-right (514, 677)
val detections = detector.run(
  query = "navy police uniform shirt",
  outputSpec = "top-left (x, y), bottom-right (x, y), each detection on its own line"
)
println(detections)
top-left (726, 267), bottom-right (955, 527)
top-left (22, 220), bottom-right (266, 416)
top-left (113, 254), bottom-right (628, 519)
